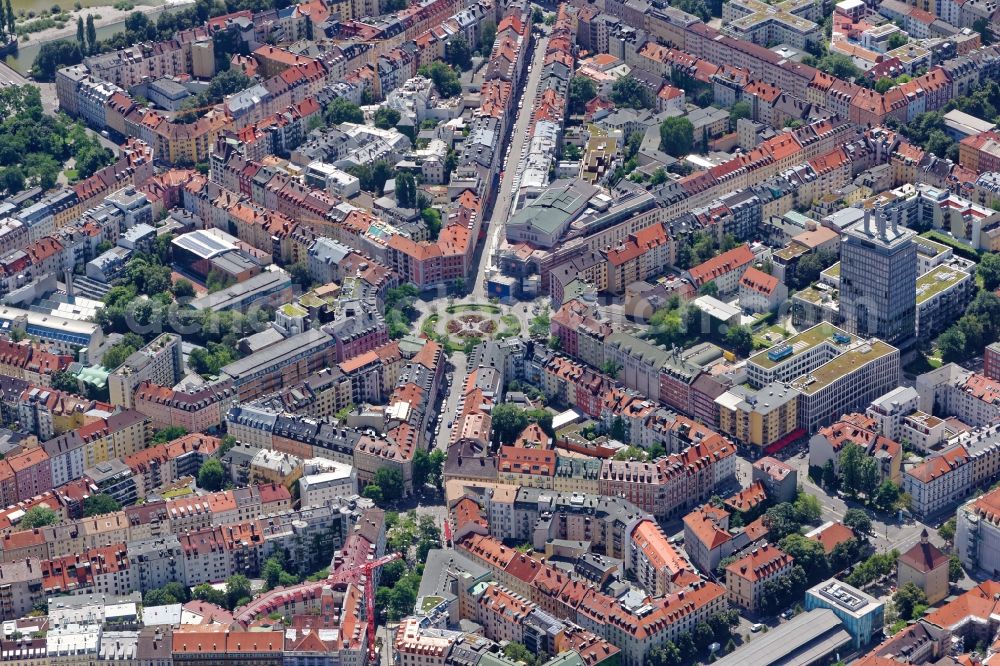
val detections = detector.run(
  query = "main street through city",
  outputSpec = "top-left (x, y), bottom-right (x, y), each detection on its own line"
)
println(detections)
top-left (470, 33), bottom-right (550, 301)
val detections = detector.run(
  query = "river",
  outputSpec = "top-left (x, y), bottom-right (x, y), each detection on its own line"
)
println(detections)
top-left (4, 1), bottom-right (185, 74)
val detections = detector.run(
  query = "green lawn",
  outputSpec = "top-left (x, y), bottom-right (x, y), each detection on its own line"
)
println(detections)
top-left (920, 230), bottom-right (982, 261)
top-left (446, 303), bottom-right (501, 314)
top-left (496, 314), bottom-right (521, 339)
top-left (904, 352), bottom-right (942, 376)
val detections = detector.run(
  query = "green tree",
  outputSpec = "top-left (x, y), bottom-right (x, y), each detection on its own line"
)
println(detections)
top-left (830, 537), bottom-right (865, 571)
top-left (262, 555), bottom-right (299, 590)
top-left (172, 279), bottom-right (195, 299)
top-left (491, 403), bottom-right (530, 446)
top-left (794, 492), bottom-right (822, 523)
top-left (893, 582), bottom-right (928, 620)
top-left (480, 21), bottom-right (496, 54)
top-left (729, 100), bottom-right (752, 129)
top-left (412, 448), bottom-right (432, 489)
top-left (939, 517), bottom-right (956, 543)
top-left (764, 502), bottom-right (803, 541)
top-left (759, 565), bottom-right (808, 615)
top-left (219, 435), bottom-right (237, 456)
top-left (887, 32), bottom-right (908, 49)
top-left (192, 583), bottom-right (227, 607)
top-left (418, 62), bottom-right (461, 97)
top-left (373, 106), bottom-right (401, 130)
top-left (83, 494), bottom-right (121, 516)
top-left (143, 588), bottom-right (177, 607)
top-left (822, 460), bottom-right (838, 490)
top-left (873, 480), bottom-right (904, 513)
top-left (504, 643), bottom-right (535, 665)
top-left (85, 14), bottom-right (96, 53)
top-left (843, 508), bottom-right (872, 536)
top-left (362, 484), bottom-right (383, 503)
top-left (76, 16), bottom-right (84, 47)
top-left (51, 370), bottom-right (79, 394)
top-left (0, 166), bottom-right (24, 195)
top-left (198, 458), bottom-right (225, 491)
top-left (530, 308), bottom-right (551, 338)
top-left (152, 425), bottom-right (187, 443)
top-left (935, 326), bottom-right (969, 363)
top-left (875, 77), bottom-right (894, 94)
top-left (648, 642), bottom-right (682, 666)
top-left (818, 53), bottom-right (861, 79)
top-left (937, 326), bottom-right (968, 363)
top-left (778, 533), bottom-right (830, 583)
top-left (428, 449), bottom-right (445, 488)
top-left (724, 325), bottom-right (753, 356)
top-left (373, 467), bottom-right (404, 502)
top-left (21, 506), bottom-right (59, 529)
top-left (611, 75), bottom-right (654, 109)
top-left (422, 207), bottom-right (442, 240)
top-left (225, 574), bottom-right (252, 610)
top-left (839, 442), bottom-right (878, 498)
top-left (659, 117), bottom-right (694, 157)
top-left (924, 130), bottom-right (953, 158)
top-left (974, 17), bottom-right (993, 44)
top-left (325, 97), bottom-right (365, 125)
top-left (568, 76), bottom-right (597, 114)
top-left (531, 6), bottom-right (543, 23)
top-left (395, 171), bottom-right (416, 207)
top-left (950, 555), bottom-right (964, 583)
top-left (979, 252), bottom-right (1000, 291)
top-left (31, 40), bottom-right (84, 80)
top-left (445, 35), bottom-right (472, 70)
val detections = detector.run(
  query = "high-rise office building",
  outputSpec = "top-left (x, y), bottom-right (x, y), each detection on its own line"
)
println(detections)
top-left (840, 205), bottom-right (917, 347)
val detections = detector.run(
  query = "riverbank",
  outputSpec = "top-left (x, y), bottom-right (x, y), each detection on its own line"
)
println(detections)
top-left (17, 0), bottom-right (193, 48)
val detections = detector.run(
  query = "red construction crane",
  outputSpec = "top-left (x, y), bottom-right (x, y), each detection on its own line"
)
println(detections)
top-left (329, 551), bottom-right (403, 665)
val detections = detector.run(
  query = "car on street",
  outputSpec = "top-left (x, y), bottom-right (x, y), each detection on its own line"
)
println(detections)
top-left (750, 624), bottom-right (763, 633)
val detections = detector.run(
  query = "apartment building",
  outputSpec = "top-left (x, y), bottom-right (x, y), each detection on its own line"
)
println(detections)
top-left (738, 266), bottom-right (788, 313)
top-left (108, 334), bottom-right (184, 408)
top-left (132, 380), bottom-right (236, 432)
top-left (916, 365), bottom-right (1000, 428)
top-left (716, 382), bottom-right (800, 450)
top-left (629, 519), bottom-right (690, 596)
top-left (683, 244), bottom-right (755, 295)
top-left (903, 445), bottom-right (971, 518)
top-left (725, 543), bottom-right (795, 611)
top-left (808, 413), bottom-right (902, 485)
top-left (914, 263), bottom-right (975, 340)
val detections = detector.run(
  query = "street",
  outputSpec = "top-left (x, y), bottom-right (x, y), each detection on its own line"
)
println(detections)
top-left (470, 33), bottom-right (550, 301)
top-left (414, 30), bottom-right (554, 452)
top-left (435, 351), bottom-right (468, 452)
